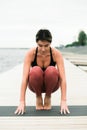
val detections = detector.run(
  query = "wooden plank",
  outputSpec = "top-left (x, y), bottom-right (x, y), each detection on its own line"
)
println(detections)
top-left (79, 66), bottom-right (87, 71)
top-left (70, 61), bottom-right (87, 66)
top-left (0, 117), bottom-right (87, 130)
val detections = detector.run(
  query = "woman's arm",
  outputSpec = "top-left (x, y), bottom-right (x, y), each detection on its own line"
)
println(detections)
top-left (19, 52), bottom-right (31, 102)
top-left (15, 49), bottom-right (33, 115)
top-left (56, 52), bottom-right (67, 101)
top-left (55, 49), bottom-right (70, 114)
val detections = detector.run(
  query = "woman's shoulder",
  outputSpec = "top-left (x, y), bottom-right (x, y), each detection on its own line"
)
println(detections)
top-left (26, 47), bottom-right (36, 56)
top-left (50, 47), bottom-right (63, 62)
top-left (24, 47), bottom-right (37, 61)
top-left (51, 47), bottom-right (62, 57)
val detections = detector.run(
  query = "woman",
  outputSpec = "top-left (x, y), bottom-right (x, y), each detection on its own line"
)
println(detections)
top-left (15, 29), bottom-right (70, 115)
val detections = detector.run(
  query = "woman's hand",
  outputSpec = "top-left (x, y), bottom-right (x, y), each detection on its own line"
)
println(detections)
top-left (60, 100), bottom-right (70, 114)
top-left (14, 101), bottom-right (26, 115)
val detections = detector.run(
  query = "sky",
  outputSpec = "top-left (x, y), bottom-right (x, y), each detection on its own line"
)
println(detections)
top-left (0, 0), bottom-right (87, 48)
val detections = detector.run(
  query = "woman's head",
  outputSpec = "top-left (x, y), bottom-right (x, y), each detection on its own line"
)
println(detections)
top-left (36, 29), bottom-right (52, 43)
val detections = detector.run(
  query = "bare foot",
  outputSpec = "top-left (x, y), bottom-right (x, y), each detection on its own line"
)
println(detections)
top-left (36, 96), bottom-right (43, 110)
top-left (44, 95), bottom-right (51, 110)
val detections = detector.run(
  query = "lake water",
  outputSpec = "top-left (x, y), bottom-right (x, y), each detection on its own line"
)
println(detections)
top-left (0, 48), bottom-right (29, 73)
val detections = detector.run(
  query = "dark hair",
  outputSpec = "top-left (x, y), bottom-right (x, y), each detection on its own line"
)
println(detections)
top-left (36, 29), bottom-right (52, 43)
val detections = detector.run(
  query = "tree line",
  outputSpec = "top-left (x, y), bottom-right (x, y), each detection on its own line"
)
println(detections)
top-left (66, 30), bottom-right (87, 47)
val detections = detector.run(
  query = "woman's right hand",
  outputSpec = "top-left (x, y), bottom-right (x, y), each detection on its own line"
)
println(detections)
top-left (14, 101), bottom-right (26, 115)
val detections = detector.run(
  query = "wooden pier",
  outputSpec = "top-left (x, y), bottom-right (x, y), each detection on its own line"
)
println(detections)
top-left (0, 59), bottom-right (87, 130)
top-left (62, 52), bottom-right (87, 72)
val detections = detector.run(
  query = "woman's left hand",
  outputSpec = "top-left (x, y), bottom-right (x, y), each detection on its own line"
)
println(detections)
top-left (60, 100), bottom-right (70, 114)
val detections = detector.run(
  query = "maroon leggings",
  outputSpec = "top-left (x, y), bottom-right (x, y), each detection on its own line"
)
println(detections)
top-left (28, 66), bottom-right (60, 96)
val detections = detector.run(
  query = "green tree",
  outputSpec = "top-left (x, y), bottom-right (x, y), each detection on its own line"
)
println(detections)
top-left (65, 41), bottom-right (79, 47)
top-left (78, 31), bottom-right (87, 46)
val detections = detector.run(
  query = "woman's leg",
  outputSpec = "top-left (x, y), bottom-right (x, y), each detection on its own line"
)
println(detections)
top-left (44, 66), bottom-right (59, 109)
top-left (29, 66), bottom-right (44, 96)
top-left (44, 66), bottom-right (59, 96)
top-left (28, 66), bottom-right (44, 110)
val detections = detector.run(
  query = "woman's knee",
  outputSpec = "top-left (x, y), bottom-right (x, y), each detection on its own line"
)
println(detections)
top-left (28, 66), bottom-right (43, 91)
top-left (45, 66), bottom-right (59, 77)
top-left (29, 66), bottom-right (43, 79)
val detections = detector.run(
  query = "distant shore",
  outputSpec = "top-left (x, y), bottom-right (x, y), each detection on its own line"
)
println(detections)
top-left (58, 46), bottom-right (87, 55)
top-left (58, 46), bottom-right (87, 73)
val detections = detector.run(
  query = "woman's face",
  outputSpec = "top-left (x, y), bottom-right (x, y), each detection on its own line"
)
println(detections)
top-left (37, 40), bottom-right (50, 54)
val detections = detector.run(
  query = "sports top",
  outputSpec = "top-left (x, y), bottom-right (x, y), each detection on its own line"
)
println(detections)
top-left (31, 47), bottom-right (56, 71)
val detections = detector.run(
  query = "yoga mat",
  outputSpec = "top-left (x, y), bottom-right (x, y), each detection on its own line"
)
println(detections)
top-left (0, 106), bottom-right (87, 116)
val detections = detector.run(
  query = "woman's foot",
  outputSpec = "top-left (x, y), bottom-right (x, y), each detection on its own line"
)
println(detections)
top-left (44, 95), bottom-right (51, 110)
top-left (36, 96), bottom-right (43, 110)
